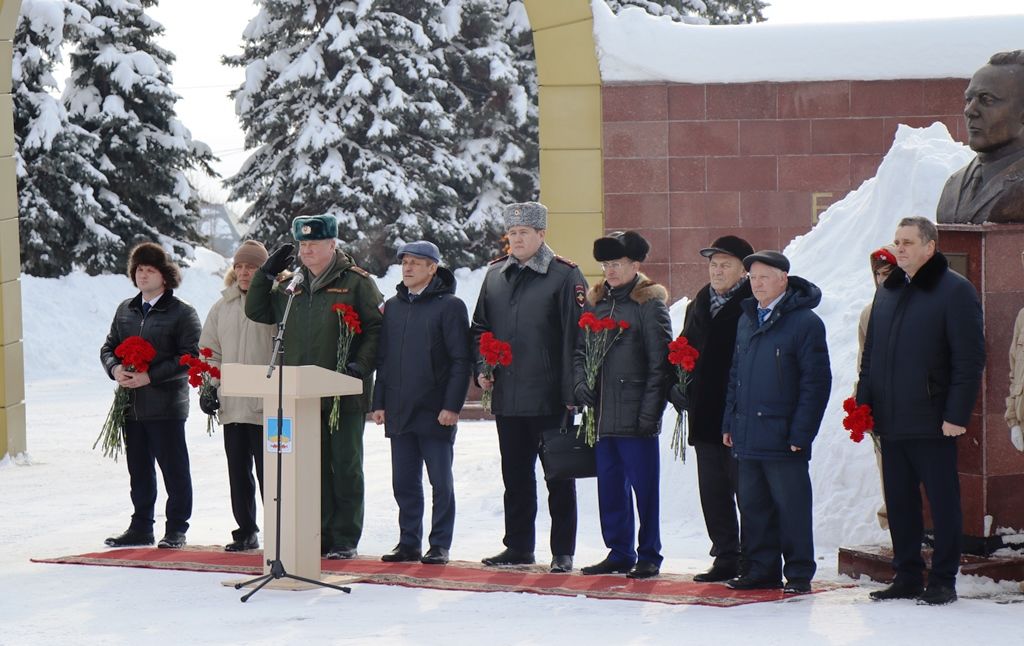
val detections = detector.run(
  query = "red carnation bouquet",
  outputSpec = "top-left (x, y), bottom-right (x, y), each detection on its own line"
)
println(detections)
top-left (578, 312), bottom-right (630, 446)
top-left (667, 336), bottom-right (700, 461)
top-left (842, 397), bottom-right (874, 443)
top-left (95, 335), bottom-right (157, 460)
top-left (180, 347), bottom-right (221, 436)
top-left (329, 303), bottom-right (362, 433)
top-left (478, 332), bottom-right (512, 413)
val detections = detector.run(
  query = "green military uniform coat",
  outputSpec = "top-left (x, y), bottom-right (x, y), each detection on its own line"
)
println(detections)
top-left (245, 248), bottom-right (383, 550)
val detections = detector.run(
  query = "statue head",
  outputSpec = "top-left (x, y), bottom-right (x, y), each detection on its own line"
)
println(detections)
top-left (964, 50), bottom-right (1024, 160)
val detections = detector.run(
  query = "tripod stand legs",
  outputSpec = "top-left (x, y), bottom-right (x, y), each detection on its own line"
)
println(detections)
top-left (235, 558), bottom-right (353, 602)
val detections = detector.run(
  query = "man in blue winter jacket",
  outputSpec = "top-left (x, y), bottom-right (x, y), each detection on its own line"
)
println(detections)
top-left (722, 250), bottom-right (831, 595)
top-left (371, 241), bottom-right (472, 566)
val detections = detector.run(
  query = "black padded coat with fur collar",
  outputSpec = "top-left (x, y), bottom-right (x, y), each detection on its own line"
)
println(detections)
top-left (573, 273), bottom-right (672, 438)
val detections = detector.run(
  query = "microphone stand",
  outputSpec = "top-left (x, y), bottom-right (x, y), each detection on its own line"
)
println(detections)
top-left (236, 278), bottom-right (351, 602)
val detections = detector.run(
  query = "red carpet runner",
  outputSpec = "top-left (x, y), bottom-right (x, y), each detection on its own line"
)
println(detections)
top-left (32, 546), bottom-right (843, 606)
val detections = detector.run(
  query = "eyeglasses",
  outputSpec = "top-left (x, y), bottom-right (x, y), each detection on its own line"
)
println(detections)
top-left (599, 261), bottom-right (631, 270)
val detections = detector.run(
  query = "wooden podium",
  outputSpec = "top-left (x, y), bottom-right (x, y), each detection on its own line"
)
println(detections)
top-left (220, 363), bottom-right (362, 587)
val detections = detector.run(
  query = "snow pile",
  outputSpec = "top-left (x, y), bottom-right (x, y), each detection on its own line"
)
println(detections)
top-left (591, 0), bottom-right (1024, 83)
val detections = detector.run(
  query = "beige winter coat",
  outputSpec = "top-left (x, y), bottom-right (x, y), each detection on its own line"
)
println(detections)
top-left (199, 271), bottom-right (276, 426)
top-left (1005, 308), bottom-right (1024, 429)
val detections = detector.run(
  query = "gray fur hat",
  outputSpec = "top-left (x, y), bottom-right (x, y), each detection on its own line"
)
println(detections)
top-left (502, 202), bottom-right (547, 231)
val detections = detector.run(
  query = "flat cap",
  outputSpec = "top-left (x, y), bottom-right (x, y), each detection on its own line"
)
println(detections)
top-left (700, 235), bottom-right (754, 261)
top-left (743, 250), bottom-right (790, 273)
top-left (292, 214), bottom-right (338, 241)
top-left (502, 201), bottom-right (547, 231)
top-left (396, 240), bottom-right (441, 264)
top-left (594, 230), bottom-right (650, 263)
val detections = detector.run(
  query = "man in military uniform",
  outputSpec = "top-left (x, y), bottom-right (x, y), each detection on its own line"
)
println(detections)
top-left (246, 215), bottom-right (383, 559)
top-left (472, 201), bottom-right (588, 573)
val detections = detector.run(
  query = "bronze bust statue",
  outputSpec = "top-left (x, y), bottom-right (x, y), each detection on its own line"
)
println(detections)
top-left (937, 50), bottom-right (1024, 224)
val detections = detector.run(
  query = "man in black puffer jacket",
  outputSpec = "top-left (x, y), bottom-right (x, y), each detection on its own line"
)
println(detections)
top-left (574, 231), bottom-right (672, 580)
top-left (669, 235), bottom-right (753, 583)
top-left (372, 242), bottom-right (472, 567)
top-left (858, 217), bottom-right (985, 606)
top-left (100, 243), bottom-right (201, 550)
top-left (723, 250), bottom-right (831, 595)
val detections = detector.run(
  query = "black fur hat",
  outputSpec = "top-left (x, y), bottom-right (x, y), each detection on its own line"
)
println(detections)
top-left (593, 230), bottom-right (650, 262)
top-left (128, 242), bottom-right (182, 289)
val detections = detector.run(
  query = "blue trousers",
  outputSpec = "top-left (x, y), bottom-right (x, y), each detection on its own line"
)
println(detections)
top-left (595, 436), bottom-right (662, 566)
top-left (124, 419), bottom-right (193, 535)
top-left (737, 458), bottom-right (815, 582)
top-left (881, 437), bottom-right (962, 587)
top-left (390, 432), bottom-right (456, 550)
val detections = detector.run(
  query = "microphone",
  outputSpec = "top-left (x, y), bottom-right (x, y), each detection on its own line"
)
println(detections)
top-left (284, 272), bottom-right (304, 294)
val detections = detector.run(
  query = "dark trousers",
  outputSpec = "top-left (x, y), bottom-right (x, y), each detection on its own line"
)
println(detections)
top-left (321, 410), bottom-right (365, 550)
top-left (595, 436), bottom-right (662, 566)
top-left (881, 437), bottom-right (962, 588)
top-left (224, 423), bottom-right (264, 539)
top-left (694, 441), bottom-right (741, 568)
top-left (390, 432), bottom-right (456, 550)
top-left (738, 458), bottom-right (815, 582)
top-left (124, 419), bottom-right (192, 535)
top-left (495, 414), bottom-right (577, 556)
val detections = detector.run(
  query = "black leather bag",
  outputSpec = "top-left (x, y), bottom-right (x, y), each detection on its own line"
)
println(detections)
top-left (539, 410), bottom-right (597, 481)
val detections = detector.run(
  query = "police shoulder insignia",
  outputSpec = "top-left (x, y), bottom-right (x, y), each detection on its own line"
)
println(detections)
top-left (554, 255), bottom-right (577, 268)
top-left (489, 254), bottom-right (509, 265)
top-left (574, 284), bottom-right (586, 308)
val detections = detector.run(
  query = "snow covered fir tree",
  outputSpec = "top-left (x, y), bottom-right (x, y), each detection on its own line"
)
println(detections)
top-left (60, 0), bottom-right (215, 274)
top-left (604, 0), bottom-right (767, 24)
top-left (226, 0), bottom-right (479, 274)
top-left (13, 0), bottom-right (111, 277)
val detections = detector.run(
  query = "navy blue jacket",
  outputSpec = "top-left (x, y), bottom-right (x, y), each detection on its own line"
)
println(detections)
top-left (723, 276), bottom-right (832, 460)
top-left (372, 267), bottom-right (472, 442)
top-left (856, 252), bottom-right (985, 439)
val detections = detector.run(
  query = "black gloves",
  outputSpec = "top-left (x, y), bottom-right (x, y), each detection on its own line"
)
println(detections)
top-left (199, 389), bottom-right (220, 416)
top-left (261, 243), bottom-right (295, 279)
top-left (668, 383), bottom-right (689, 412)
top-left (574, 382), bottom-right (596, 408)
top-left (344, 362), bottom-right (363, 379)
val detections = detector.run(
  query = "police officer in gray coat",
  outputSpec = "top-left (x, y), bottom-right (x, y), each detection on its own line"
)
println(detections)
top-left (372, 242), bottom-right (472, 566)
top-left (472, 202), bottom-right (588, 573)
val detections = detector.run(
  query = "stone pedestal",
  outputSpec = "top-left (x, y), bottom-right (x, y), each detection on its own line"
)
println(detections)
top-left (940, 223), bottom-right (1024, 547)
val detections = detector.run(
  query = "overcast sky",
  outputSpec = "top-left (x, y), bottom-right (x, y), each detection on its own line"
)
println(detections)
top-left (144, 0), bottom-right (1024, 201)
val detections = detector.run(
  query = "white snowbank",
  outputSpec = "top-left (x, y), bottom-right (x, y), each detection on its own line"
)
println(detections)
top-left (592, 0), bottom-right (1024, 83)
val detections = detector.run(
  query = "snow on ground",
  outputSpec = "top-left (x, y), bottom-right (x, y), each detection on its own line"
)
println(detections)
top-left (592, 0), bottom-right (1024, 83)
top-left (3, 125), bottom-right (1024, 643)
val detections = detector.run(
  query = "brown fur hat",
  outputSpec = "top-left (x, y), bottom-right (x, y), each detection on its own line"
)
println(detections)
top-left (128, 242), bottom-right (182, 290)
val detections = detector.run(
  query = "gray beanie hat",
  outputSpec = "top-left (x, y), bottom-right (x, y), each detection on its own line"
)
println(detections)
top-left (502, 202), bottom-right (548, 231)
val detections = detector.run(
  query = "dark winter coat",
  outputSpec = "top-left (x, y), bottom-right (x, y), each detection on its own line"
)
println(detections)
top-left (573, 274), bottom-right (673, 438)
top-left (471, 249), bottom-right (587, 416)
top-left (856, 252), bottom-right (985, 439)
top-left (723, 276), bottom-right (832, 461)
top-left (100, 289), bottom-right (201, 421)
top-left (371, 267), bottom-right (472, 442)
top-left (245, 249), bottom-right (383, 413)
top-left (679, 280), bottom-right (753, 445)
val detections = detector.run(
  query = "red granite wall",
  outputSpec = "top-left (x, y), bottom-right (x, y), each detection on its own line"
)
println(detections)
top-left (602, 79), bottom-right (970, 300)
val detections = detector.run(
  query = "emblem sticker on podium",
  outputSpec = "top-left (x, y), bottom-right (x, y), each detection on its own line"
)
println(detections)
top-left (266, 418), bottom-right (293, 453)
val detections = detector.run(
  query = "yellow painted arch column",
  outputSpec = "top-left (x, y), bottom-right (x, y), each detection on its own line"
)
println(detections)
top-left (522, 0), bottom-right (604, 282)
top-left (0, 0), bottom-right (25, 458)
